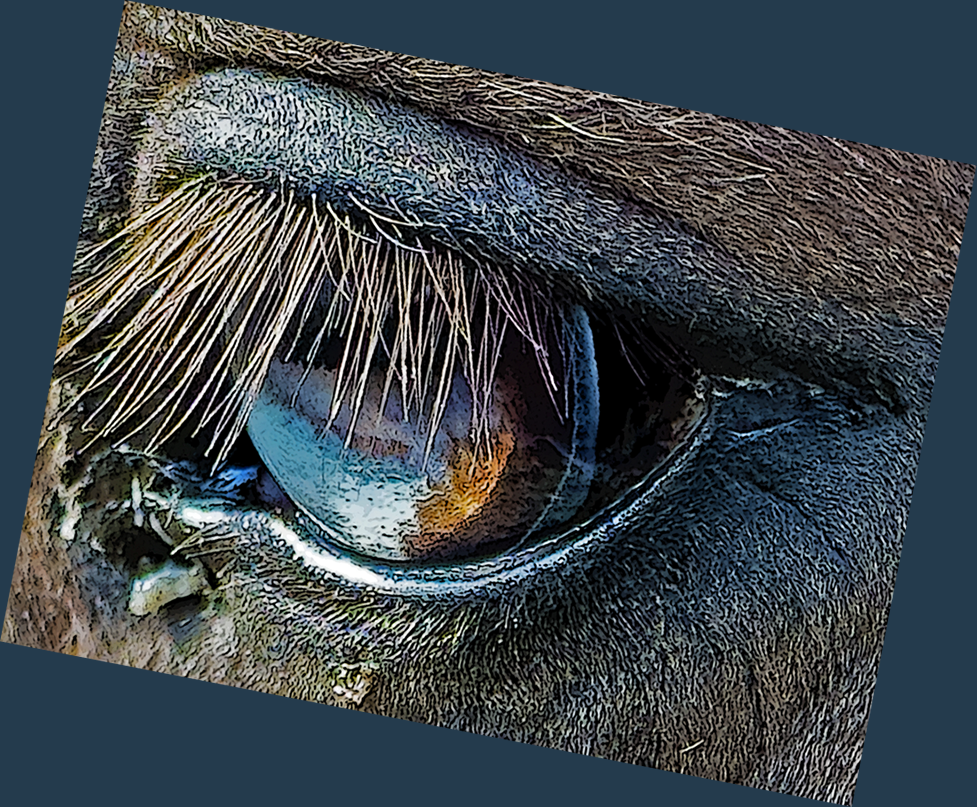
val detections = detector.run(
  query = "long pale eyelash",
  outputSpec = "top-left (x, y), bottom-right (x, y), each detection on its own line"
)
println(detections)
top-left (55, 176), bottom-right (571, 469)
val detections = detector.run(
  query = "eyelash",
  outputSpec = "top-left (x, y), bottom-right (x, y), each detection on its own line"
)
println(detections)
top-left (59, 177), bottom-right (576, 468)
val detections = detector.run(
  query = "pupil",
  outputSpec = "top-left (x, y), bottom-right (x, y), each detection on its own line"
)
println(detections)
top-left (246, 306), bottom-right (599, 563)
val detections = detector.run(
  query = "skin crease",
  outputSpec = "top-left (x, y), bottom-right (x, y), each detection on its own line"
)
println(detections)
top-left (2, 3), bottom-right (974, 805)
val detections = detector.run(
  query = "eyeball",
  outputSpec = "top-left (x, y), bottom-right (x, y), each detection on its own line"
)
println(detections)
top-left (247, 306), bottom-right (598, 562)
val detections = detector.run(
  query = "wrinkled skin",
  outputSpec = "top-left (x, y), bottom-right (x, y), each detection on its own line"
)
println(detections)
top-left (2, 4), bottom-right (973, 804)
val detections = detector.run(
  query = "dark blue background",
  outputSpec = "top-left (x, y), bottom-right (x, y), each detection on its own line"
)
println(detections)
top-left (2, 2), bottom-right (973, 804)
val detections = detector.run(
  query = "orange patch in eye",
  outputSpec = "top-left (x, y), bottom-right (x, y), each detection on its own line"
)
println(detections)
top-left (411, 430), bottom-right (516, 557)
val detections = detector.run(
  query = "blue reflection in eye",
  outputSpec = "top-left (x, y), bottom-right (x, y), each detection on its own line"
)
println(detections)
top-left (247, 304), bottom-right (599, 563)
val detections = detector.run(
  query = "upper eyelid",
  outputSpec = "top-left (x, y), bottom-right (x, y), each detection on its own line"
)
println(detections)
top-left (129, 65), bottom-right (938, 412)
top-left (142, 70), bottom-right (704, 293)
top-left (120, 3), bottom-right (970, 290)
top-left (119, 8), bottom-right (969, 328)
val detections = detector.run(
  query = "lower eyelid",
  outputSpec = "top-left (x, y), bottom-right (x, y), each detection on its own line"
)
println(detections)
top-left (172, 386), bottom-right (713, 597)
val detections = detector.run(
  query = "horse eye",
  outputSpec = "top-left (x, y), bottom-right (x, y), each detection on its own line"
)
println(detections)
top-left (59, 173), bottom-right (702, 573)
top-left (248, 304), bottom-right (598, 562)
top-left (57, 66), bottom-right (710, 572)
top-left (244, 229), bottom-right (703, 565)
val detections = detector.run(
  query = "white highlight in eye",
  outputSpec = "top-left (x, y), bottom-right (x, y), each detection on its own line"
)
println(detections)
top-left (178, 503), bottom-right (390, 589)
top-left (179, 506), bottom-right (226, 527)
top-left (267, 520), bottom-right (393, 590)
top-left (710, 376), bottom-right (781, 396)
